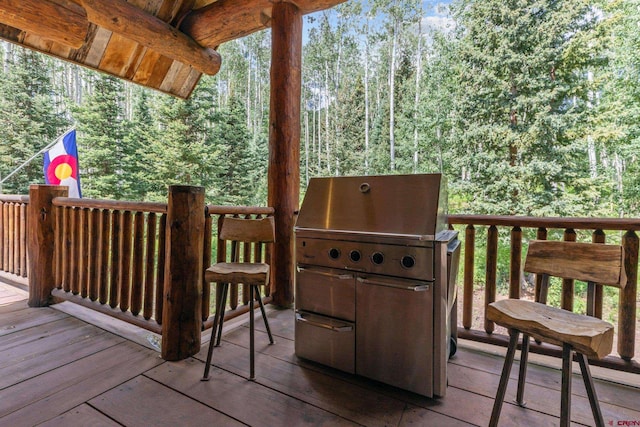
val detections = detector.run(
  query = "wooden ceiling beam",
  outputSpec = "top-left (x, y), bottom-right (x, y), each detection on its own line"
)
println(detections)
top-left (180, 0), bottom-right (272, 48)
top-left (0, 0), bottom-right (88, 49)
top-left (180, 0), bottom-right (347, 48)
top-left (80, 0), bottom-right (221, 76)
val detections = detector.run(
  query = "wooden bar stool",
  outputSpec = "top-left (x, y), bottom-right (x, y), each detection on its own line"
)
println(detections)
top-left (201, 216), bottom-right (275, 381)
top-left (487, 240), bottom-right (626, 427)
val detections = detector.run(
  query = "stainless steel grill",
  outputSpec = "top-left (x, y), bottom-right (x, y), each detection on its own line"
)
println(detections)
top-left (294, 173), bottom-right (460, 398)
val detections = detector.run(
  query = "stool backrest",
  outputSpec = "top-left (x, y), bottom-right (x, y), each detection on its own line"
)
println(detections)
top-left (219, 216), bottom-right (275, 244)
top-left (525, 240), bottom-right (626, 289)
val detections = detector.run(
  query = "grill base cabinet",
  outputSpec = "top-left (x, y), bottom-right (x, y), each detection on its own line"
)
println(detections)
top-left (294, 174), bottom-right (460, 398)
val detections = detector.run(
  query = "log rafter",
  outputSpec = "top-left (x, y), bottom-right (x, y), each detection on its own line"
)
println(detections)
top-left (180, 0), bottom-right (347, 48)
top-left (0, 0), bottom-right (88, 49)
top-left (79, 0), bottom-right (221, 76)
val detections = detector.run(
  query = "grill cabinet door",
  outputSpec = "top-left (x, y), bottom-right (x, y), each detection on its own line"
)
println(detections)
top-left (295, 266), bottom-right (355, 321)
top-left (355, 276), bottom-right (434, 397)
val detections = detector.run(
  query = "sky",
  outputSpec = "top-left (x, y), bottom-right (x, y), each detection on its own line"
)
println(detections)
top-left (302, 0), bottom-right (454, 45)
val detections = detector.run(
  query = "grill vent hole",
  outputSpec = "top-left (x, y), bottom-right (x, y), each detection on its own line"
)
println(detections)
top-left (349, 250), bottom-right (362, 262)
top-left (401, 255), bottom-right (415, 269)
top-left (371, 252), bottom-right (384, 265)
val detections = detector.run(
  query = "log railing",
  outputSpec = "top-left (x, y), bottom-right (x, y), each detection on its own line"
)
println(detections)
top-left (0, 195), bottom-right (29, 277)
top-left (448, 215), bottom-right (640, 373)
top-left (21, 185), bottom-right (274, 361)
top-left (50, 196), bottom-right (168, 334)
top-left (202, 205), bottom-right (275, 329)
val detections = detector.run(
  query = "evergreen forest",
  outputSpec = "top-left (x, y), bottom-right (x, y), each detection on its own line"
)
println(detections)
top-left (0, 0), bottom-right (638, 219)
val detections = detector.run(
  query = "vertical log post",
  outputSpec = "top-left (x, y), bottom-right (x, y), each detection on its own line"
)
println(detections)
top-left (534, 227), bottom-right (547, 302)
top-left (619, 230), bottom-right (638, 361)
top-left (268, 0), bottom-right (302, 307)
top-left (161, 185), bottom-right (205, 361)
top-left (462, 224), bottom-right (475, 329)
top-left (27, 185), bottom-right (68, 307)
top-left (591, 229), bottom-right (606, 319)
top-left (485, 225), bottom-right (498, 334)
top-left (509, 226), bottom-right (522, 299)
top-left (562, 228), bottom-right (577, 311)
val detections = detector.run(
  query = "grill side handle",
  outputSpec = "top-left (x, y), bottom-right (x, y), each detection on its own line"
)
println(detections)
top-left (356, 277), bottom-right (430, 292)
top-left (297, 267), bottom-right (354, 280)
top-left (295, 313), bottom-right (354, 332)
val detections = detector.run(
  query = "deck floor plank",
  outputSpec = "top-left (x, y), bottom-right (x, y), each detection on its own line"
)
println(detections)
top-left (1, 285), bottom-right (639, 427)
top-left (0, 317), bottom-right (123, 390)
top-left (194, 339), bottom-right (407, 427)
top-left (450, 348), bottom-right (640, 413)
top-left (37, 404), bottom-right (122, 427)
top-left (0, 304), bottom-right (68, 336)
top-left (89, 376), bottom-right (245, 427)
top-left (145, 358), bottom-right (359, 426)
top-left (0, 341), bottom-right (163, 426)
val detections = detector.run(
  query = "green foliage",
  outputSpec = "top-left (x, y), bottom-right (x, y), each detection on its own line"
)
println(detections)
top-left (72, 73), bottom-right (126, 199)
top-left (0, 47), bottom-right (68, 193)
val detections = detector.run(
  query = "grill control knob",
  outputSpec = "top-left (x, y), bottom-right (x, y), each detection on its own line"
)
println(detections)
top-left (328, 248), bottom-right (341, 259)
top-left (401, 255), bottom-right (416, 269)
top-left (349, 250), bottom-right (362, 262)
top-left (371, 252), bottom-right (384, 265)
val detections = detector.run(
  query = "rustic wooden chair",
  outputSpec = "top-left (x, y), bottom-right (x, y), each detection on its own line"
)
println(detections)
top-left (487, 240), bottom-right (626, 427)
top-left (201, 216), bottom-right (275, 381)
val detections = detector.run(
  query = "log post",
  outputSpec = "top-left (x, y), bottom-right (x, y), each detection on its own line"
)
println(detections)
top-left (485, 225), bottom-right (498, 334)
top-left (462, 224), bottom-right (475, 329)
top-left (27, 185), bottom-right (68, 307)
top-left (619, 230), bottom-right (638, 361)
top-left (267, 0), bottom-right (302, 307)
top-left (161, 185), bottom-right (205, 361)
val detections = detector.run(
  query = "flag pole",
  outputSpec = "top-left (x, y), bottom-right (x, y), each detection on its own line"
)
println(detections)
top-left (0, 126), bottom-right (76, 192)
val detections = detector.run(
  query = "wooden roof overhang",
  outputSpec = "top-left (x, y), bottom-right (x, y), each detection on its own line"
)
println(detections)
top-left (0, 0), bottom-right (345, 98)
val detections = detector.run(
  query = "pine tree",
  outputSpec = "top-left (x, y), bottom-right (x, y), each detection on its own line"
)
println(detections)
top-left (449, 0), bottom-right (603, 215)
top-left (212, 95), bottom-right (263, 205)
top-left (0, 46), bottom-right (67, 194)
top-left (72, 72), bottom-right (126, 199)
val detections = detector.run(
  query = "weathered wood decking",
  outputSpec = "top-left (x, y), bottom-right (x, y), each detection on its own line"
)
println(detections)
top-left (1, 282), bottom-right (639, 427)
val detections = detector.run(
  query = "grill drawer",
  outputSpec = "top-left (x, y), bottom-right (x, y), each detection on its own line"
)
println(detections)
top-left (294, 311), bottom-right (355, 374)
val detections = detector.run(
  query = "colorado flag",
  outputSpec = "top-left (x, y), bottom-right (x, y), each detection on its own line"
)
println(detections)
top-left (43, 129), bottom-right (82, 198)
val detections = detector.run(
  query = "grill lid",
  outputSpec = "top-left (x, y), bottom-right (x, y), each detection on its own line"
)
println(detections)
top-left (295, 174), bottom-right (447, 240)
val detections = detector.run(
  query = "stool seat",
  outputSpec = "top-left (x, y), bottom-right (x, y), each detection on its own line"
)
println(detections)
top-left (205, 263), bottom-right (269, 285)
top-left (488, 299), bottom-right (613, 359)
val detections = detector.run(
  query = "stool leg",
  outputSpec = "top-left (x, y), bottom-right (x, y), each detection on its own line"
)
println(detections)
top-left (515, 333), bottom-right (530, 407)
top-left (577, 353), bottom-right (604, 427)
top-left (560, 343), bottom-right (573, 427)
top-left (254, 286), bottom-right (274, 344)
top-left (215, 283), bottom-right (229, 347)
top-left (202, 283), bottom-right (228, 381)
top-left (489, 329), bottom-right (520, 427)
top-left (249, 284), bottom-right (255, 380)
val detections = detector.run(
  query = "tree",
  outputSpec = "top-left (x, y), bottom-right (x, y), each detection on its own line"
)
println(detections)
top-left (448, 0), bottom-right (604, 215)
top-left (72, 73), bottom-right (126, 199)
top-left (0, 45), bottom-right (68, 194)
top-left (212, 95), bottom-right (265, 205)
top-left (141, 78), bottom-right (219, 202)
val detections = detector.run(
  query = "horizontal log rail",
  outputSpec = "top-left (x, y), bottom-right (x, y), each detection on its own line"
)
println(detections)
top-left (448, 214), bottom-right (640, 373)
top-left (50, 196), bottom-right (168, 333)
top-left (202, 205), bottom-right (275, 329)
top-left (0, 195), bottom-right (29, 278)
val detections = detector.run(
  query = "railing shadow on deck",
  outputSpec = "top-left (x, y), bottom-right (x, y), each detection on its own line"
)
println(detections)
top-left (448, 214), bottom-right (640, 374)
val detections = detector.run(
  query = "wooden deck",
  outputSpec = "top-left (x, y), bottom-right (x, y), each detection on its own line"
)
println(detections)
top-left (1, 282), bottom-right (640, 427)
